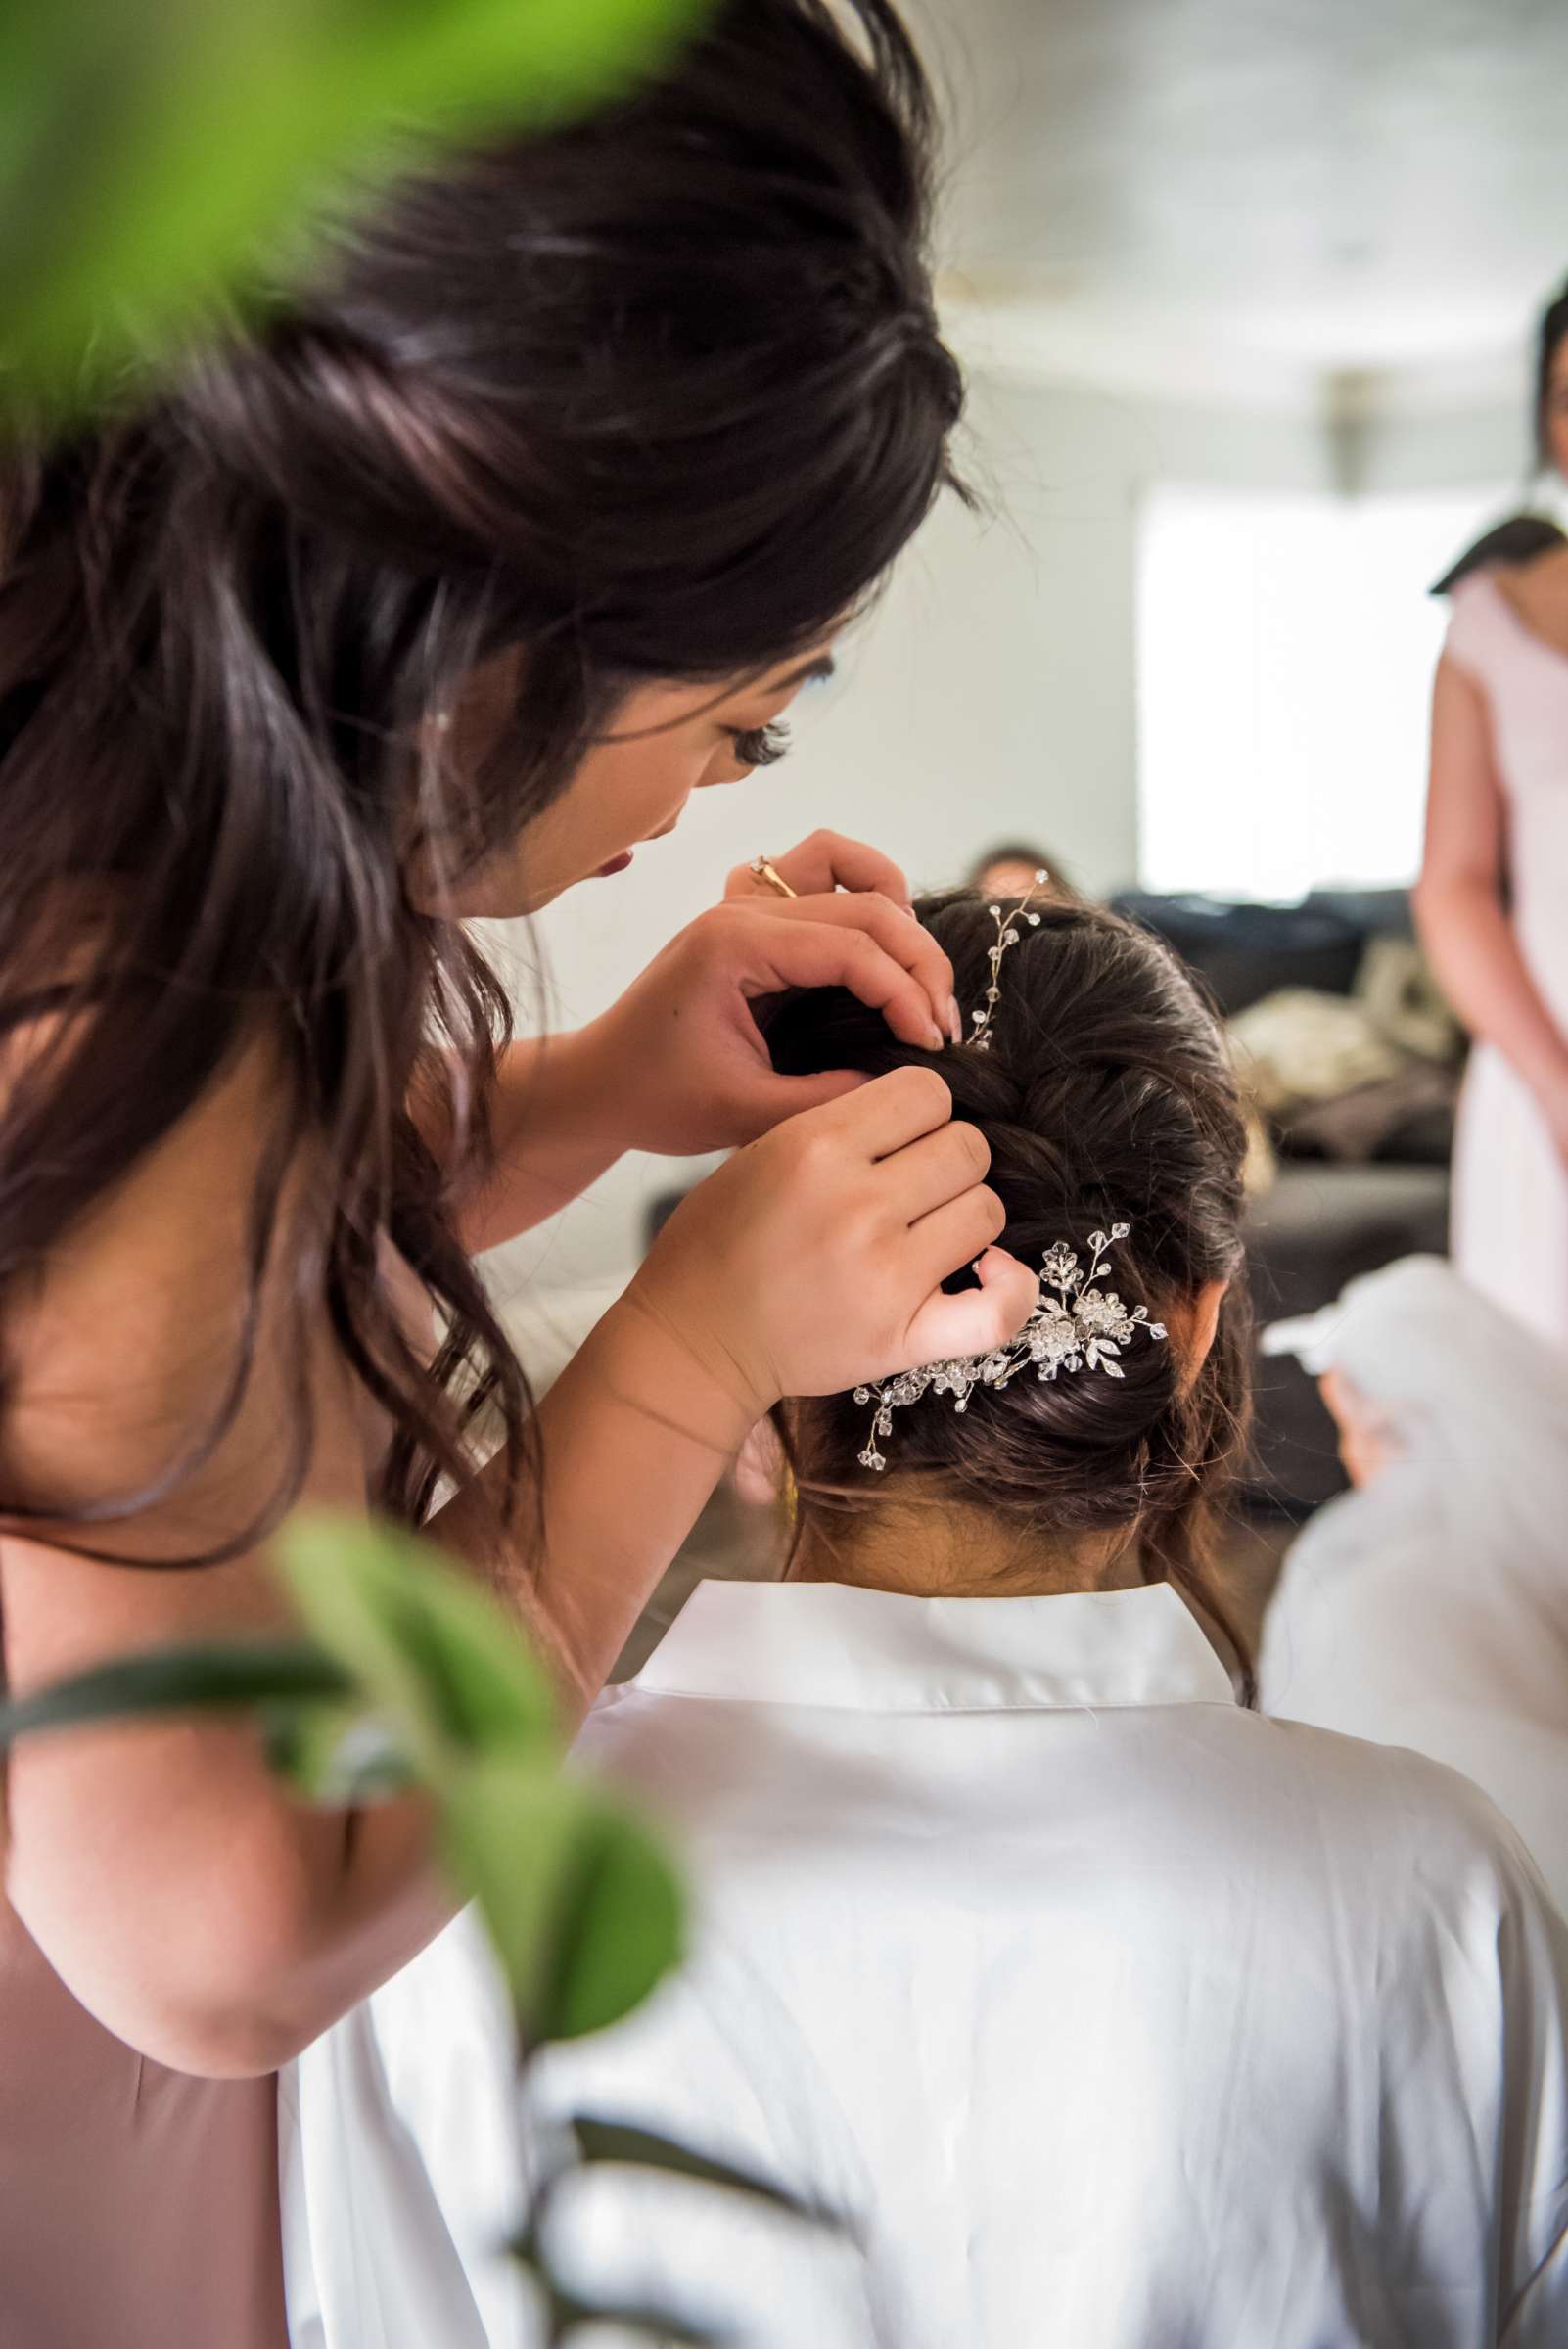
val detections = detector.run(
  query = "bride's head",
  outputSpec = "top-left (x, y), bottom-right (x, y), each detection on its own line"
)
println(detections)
top-left (766, 891), bottom-right (1254, 1683)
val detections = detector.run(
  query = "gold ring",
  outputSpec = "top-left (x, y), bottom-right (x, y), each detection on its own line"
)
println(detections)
top-left (750, 855), bottom-right (798, 899)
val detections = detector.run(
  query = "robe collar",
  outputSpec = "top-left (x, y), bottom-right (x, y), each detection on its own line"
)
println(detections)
top-left (632, 1578), bottom-right (1236, 1715)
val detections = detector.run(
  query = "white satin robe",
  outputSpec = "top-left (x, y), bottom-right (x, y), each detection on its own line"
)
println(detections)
top-left (295, 1577), bottom-right (1568, 2347)
top-left (1262, 1254), bottom-right (1568, 1914)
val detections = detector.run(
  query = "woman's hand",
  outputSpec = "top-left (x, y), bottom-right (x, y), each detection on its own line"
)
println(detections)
top-left (623, 1065), bottom-right (1039, 1429)
top-left (1539, 1073), bottom-right (1568, 1180)
top-left (717, 829), bottom-right (917, 909)
top-left (577, 830), bottom-right (962, 1157)
top-left (1318, 1368), bottom-right (1404, 1490)
top-left (1417, 659), bottom-right (1568, 1148)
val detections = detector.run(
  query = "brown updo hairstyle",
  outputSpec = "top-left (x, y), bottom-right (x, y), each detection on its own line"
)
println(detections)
top-left (765, 890), bottom-right (1256, 1696)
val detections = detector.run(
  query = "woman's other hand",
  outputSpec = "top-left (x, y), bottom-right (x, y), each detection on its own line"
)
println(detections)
top-left (623, 1065), bottom-right (1038, 1429)
top-left (1539, 1073), bottom-right (1568, 1180)
top-left (1319, 1368), bottom-right (1404, 1490)
top-left (580, 831), bottom-right (962, 1157)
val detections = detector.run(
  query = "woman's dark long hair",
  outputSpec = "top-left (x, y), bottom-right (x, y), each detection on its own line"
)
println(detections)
top-left (1429, 281), bottom-right (1568, 596)
top-left (0, 0), bottom-right (964, 1564)
top-left (1429, 513), bottom-right (1567, 598)
top-left (1535, 278), bottom-right (1568, 474)
top-left (766, 893), bottom-right (1258, 1698)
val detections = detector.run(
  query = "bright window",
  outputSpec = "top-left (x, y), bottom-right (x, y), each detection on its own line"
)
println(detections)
top-left (1135, 484), bottom-right (1508, 901)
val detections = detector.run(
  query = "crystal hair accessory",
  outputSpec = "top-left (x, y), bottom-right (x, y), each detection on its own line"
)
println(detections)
top-left (853, 1223), bottom-right (1167, 1471)
top-left (970, 871), bottom-right (1048, 1049)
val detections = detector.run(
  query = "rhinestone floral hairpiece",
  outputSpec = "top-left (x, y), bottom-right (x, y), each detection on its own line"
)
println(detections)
top-left (853, 1224), bottom-right (1167, 1471)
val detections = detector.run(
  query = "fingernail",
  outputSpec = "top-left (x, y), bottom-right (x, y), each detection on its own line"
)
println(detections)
top-left (925, 1025), bottom-right (946, 1051)
top-left (902, 902), bottom-right (919, 920)
top-left (945, 995), bottom-right (962, 1044)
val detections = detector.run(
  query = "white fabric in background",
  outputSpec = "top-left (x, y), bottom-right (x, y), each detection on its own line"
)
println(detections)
top-left (337, 1576), bottom-right (1568, 2348)
top-left (1263, 1253), bottom-right (1568, 1912)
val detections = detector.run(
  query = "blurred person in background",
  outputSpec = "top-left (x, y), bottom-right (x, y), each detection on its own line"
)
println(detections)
top-left (1416, 279), bottom-right (1568, 1349)
top-left (968, 838), bottom-right (1080, 900)
top-left (1263, 1257), bottom-right (1568, 1913)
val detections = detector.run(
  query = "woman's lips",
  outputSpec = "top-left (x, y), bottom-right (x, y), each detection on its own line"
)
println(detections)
top-left (594, 852), bottom-right (633, 877)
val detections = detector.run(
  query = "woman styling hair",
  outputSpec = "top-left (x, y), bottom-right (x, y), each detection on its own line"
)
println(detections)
top-left (0, 8), bottom-right (1039, 2340)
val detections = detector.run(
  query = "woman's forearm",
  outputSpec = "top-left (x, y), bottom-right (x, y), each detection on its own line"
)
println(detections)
top-left (448, 1029), bottom-right (632, 1255)
top-left (1414, 874), bottom-right (1568, 1106)
top-left (432, 1286), bottom-right (753, 1731)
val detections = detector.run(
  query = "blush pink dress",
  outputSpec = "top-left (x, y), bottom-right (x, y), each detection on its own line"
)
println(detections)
top-left (1441, 571), bottom-right (1568, 1350)
top-left (0, 1797), bottom-right (289, 2346)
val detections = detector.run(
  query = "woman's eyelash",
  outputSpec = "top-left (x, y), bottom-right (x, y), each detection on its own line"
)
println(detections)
top-left (730, 721), bottom-right (792, 768)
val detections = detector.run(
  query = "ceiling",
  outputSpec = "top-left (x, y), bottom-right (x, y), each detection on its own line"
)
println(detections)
top-left (914, 0), bottom-right (1568, 411)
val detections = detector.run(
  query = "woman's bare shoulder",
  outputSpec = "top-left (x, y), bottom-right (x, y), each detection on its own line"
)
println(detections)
top-left (0, 1025), bottom-right (345, 1543)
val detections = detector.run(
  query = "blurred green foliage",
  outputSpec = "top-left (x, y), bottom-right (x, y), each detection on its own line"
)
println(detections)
top-left (0, 0), bottom-right (712, 409)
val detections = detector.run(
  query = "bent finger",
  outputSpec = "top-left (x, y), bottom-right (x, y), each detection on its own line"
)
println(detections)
top-left (823, 1064), bottom-right (954, 1160)
top-left (722, 1066), bottom-right (868, 1143)
top-left (877, 1119), bottom-right (992, 1226)
top-left (766, 830), bottom-right (912, 906)
top-left (755, 892), bottom-right (956, 1041)
top-left (903, 1243), bottom-right (1039, 1367)
top-left (737, 917), bottom-right (948, 1053)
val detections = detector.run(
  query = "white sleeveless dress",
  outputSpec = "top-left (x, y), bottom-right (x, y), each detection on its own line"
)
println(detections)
top-left (1442, 572), bottom-right (1568, 1349)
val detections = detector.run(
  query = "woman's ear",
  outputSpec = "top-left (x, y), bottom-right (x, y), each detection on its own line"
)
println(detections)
top-left (1173, 1278), bottom-right (1228, 1394)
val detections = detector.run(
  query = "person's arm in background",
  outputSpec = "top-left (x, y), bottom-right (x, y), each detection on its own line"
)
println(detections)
top-left (1414, 656), bottom-right (1568, 1166)
top-left (1317, 1369), bottom-right (1403, 1490)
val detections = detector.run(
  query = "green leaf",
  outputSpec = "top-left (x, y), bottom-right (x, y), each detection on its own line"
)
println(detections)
top-left (275, 1512), bottom-right (560, 1786)
top-left (570, 2115), bottom-right (846, 2232)
top-left (552, 2298), bottom-right (726, 2347)
top-left (520, 2259), bottom-right (726, 2347)
top-left (531, 1793), bottom-right (687, 2046)
top-left (0, 0), bottom-right (715, 408)
top-left (442, 1758), bottom-right (683, 2042)
top-left (0, 1637), bottom-right (354, 1747)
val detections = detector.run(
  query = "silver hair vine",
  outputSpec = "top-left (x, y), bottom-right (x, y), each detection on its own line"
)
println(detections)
top-left (970, 871), bottom-right (1048, 1049)
top-left (854, 1224), bottom-right (1168, 1471)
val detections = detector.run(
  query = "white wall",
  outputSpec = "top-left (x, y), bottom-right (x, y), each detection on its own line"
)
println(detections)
top-left (1137, 481), bottom-right (1513, 901)
top-left (1345, 401), bottom-right (1527, 497)
top-left (484, 367), bottom-right (1334, 1303)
